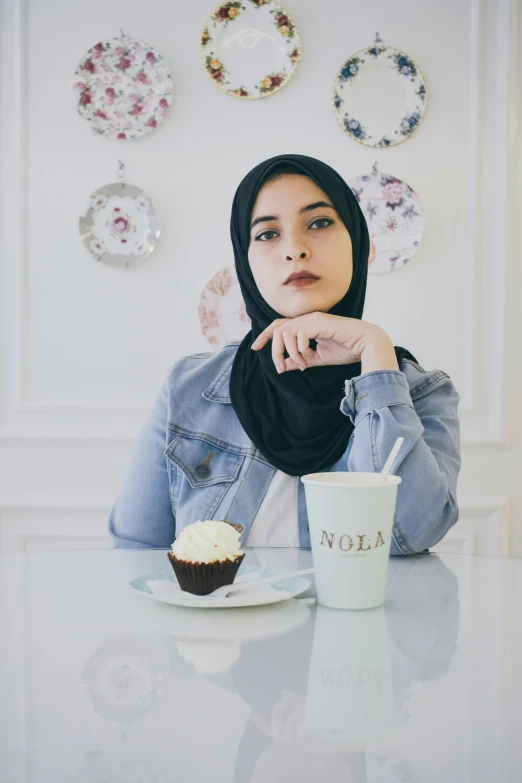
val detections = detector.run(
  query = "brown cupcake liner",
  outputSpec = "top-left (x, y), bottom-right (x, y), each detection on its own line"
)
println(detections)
top-left (167, 552), bottom-right (245, 596)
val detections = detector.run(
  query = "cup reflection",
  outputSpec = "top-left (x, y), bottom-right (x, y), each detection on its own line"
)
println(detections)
top-left (302, 604), bottom-right (397, 744)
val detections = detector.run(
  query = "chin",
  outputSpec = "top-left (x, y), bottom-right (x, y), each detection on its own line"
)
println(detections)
top-left (278, 296), bottom-right (334, 319)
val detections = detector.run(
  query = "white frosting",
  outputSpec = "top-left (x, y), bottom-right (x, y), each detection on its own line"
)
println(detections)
top-left (171, 520), bottom-right (244, 564)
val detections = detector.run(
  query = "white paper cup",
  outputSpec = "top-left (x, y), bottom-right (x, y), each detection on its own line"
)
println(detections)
top-left (301, 472), bottom-right (401, 610)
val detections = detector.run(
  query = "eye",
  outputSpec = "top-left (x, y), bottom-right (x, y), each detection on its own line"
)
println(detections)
top-left (253, 217), bottom-right (334, 242)
top-left (310, 217), bottom-right (334, 230)
top-left (255, 230), bottom-right (278, 242)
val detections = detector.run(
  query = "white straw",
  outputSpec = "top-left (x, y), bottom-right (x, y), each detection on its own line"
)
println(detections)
top-left (381, 437), bottom-right (404, 482)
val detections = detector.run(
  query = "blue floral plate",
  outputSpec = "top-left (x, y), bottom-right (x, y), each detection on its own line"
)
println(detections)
top-left (333, 37), bottom-right (427, 148)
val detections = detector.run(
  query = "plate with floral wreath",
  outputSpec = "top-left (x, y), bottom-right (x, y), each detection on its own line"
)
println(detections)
top-left (200, 0), bottom-right (301, 99)
top-left (333, 35), bottom-right (427, 148)
top-left (79, 182), bottom-right (160, 266)
top-left (347, 166), bottom-right (425, 274)
top-left (72, 35), bottom-right (173, 140)
top-left (199, 265), bottom-right (251, 348)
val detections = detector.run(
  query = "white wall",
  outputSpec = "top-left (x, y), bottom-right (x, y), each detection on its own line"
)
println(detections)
top-left (1, 0), bottom-right (521, 554)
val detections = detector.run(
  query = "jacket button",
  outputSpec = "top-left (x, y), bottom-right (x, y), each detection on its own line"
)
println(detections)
top-left (195, 464), bottom-right (210, 478)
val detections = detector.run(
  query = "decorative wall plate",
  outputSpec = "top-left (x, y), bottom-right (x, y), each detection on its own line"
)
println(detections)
top-left (72, 35), bottom-right (173, 140)
top-left (200, 0), bottom-right (301, 99)
top-left (199, 265), bottom-right (251, 348)
top-left (333, 37), bottom-right (426, 148)
top-left (79, 182), bottom-right (160, 266)
top-left (347, 167), bottom-right (425, 274)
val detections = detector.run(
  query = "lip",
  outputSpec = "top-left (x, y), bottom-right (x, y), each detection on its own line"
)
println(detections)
top-left (284, 272), bottom-right (321, 286)
top-left (285, 277), bottom-right (320, 288)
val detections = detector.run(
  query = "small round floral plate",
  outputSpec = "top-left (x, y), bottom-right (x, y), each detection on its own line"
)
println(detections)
top-left (200, 0), bottom-right (301, 99)
top-left (72, 35), bottom-right (173, 140)
top-left (199, 265), bottom-right (251, 348)
top-left (347, 168), bottom-right (425, 274)
top-left (333, 40), bottom-right (427, 147)
top-left (79, 182), bottom-right (160, 266)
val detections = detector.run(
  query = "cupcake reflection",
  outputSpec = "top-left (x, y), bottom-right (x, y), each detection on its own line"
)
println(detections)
top-left (175, 640), bottom-right (242, 675)
top-left (169, 599), bottom-right (312, 678)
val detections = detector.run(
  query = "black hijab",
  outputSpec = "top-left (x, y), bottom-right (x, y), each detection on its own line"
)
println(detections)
top-left (229, 154), bottom-right (418, 476)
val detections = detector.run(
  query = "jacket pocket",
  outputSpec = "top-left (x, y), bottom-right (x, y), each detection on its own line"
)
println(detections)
top-left (165, 434), bottom-right (245, 488)
top-left (164, 434), bottom-right (246, 527)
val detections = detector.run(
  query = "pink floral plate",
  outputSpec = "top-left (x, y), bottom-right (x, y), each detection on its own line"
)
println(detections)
top-left (79, 182), bottom-right (160, 266)
top-left (200, 0), bottom-right (301, 99)
top-left (199, 265), bottom-right (251, 349)
top-left (347, 168), bottom-right (425, 275)
top-left (72, 35), bottom-right (173, 140)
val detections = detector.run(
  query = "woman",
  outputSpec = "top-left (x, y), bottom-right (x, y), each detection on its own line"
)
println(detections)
top-left (108, 154), bottom-right (461, 555)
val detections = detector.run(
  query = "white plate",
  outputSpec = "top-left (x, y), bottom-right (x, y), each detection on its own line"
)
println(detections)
top-left (347, 167), bottom-right (425, 274)
top-left (129, 564), bottom-right (311, 608)
top-left (200, 0), bottom-right (301, 99)
top-left (72, 35), bottom-right (173, 140)
top-left (333, 41), bottom-right (427, 148)
top-left (79, 181), bottom-right (160, 266)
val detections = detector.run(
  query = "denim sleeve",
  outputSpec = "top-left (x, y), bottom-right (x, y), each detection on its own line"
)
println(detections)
top-left (340, 369), bottom-right (461, 555)
top-left (108, 376), bottom-right (176, 549)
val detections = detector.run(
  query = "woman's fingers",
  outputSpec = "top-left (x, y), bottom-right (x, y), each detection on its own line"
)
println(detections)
top-left (253, 318), bottom-right (321, 373)
top-left (272, 327), bottom-right (286, 373)
top-left (282, 330), bottom-right (306, 371)
top-left (297, 329), bottom-right (314, 359)
top-left (282, 329), bottom-right (315, 371)
top-left (252, 329), bottom-right (271, 351)
top-left (251, 318), bottom-right (288, 351)
top-left (276, 328), bottom-right (321, 372)
top-left (285, 353), bottom-right (322, 371)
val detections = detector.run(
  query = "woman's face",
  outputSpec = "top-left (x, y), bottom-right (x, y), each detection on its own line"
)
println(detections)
top-left (248, 174), bottom-right (353, 318)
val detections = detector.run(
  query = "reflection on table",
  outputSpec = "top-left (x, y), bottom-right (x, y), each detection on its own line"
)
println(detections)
top-left (46, 550), bottom-right (458, 783)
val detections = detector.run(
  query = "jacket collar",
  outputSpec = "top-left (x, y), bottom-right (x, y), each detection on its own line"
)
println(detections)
top-left (202, 344), bottom-right (241, 404)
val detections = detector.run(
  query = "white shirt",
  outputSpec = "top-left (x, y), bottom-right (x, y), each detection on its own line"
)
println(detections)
top-left (244, 469), bottom-right (299, 548)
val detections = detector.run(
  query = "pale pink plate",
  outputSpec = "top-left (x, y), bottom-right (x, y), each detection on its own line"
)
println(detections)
top-left (199, 265), bottom-right (251, 349)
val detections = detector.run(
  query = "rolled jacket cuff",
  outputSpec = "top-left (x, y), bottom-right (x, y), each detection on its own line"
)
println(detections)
top-left (340, 369), bottom-right (414, 425)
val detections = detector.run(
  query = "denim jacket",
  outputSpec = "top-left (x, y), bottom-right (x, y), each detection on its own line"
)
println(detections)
top-left (108, 343), bottom-right (461, 556)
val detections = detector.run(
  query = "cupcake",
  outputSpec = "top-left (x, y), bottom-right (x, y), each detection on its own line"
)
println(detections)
top-left (168, 520), bottom-right (245, 596)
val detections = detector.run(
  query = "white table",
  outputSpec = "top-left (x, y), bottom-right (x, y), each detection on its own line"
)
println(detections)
top-left (2, 547), bottom-right (522, 783)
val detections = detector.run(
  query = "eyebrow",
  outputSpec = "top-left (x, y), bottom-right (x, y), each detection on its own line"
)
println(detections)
top-left (250, 201), bottom-right (335, 230)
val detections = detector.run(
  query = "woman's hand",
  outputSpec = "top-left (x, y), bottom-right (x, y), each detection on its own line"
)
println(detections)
top-left (251, 312), bottom-right (400, 374)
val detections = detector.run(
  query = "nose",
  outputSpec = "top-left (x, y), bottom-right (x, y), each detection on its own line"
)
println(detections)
top-left (284, 244), bottom-right (310, 262)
